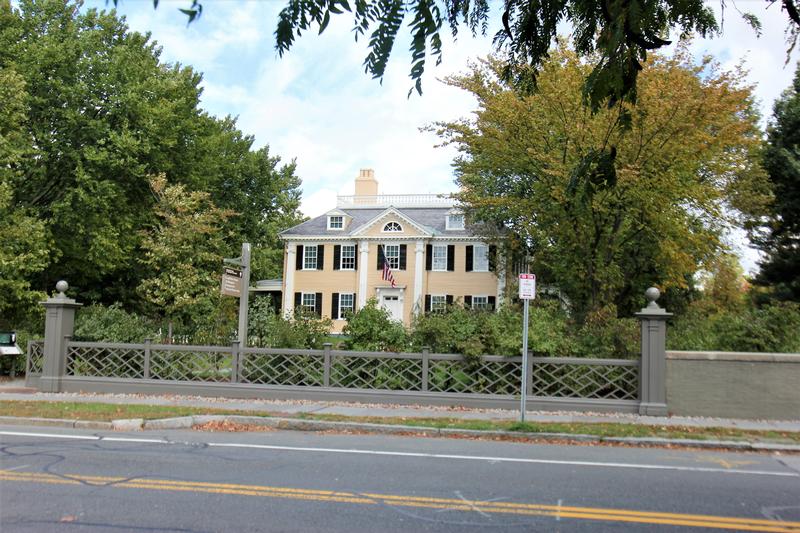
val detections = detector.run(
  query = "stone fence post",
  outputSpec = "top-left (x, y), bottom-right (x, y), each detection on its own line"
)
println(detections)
top-left (636, 287), bottom-right (671, 416)
top-left (39, 281), bottom-right (82, 393)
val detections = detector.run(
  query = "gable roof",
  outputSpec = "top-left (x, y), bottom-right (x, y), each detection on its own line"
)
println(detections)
top-left (280, 207), bottom-right (474, 238)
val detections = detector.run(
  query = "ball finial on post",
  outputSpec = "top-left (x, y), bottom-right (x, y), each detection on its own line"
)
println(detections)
top-left (55, 280), bottom-right (69, 298)
top-left (645, 287), bottom-right (661, 309)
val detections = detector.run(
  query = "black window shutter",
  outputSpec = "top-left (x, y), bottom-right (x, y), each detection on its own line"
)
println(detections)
top-left (377, 245), bottom-right (383, 270)
top-left (315, 293), bottom-right (322, 317)
top-left (399, 244), bottom-right (407, 270)
top-left (465, 245), bottom-right (473, 272)
top-left (425, 245), bottom-right (432, 270)
top-left (294, 292), bottom-right (301, 309)
top-left (333, 245), bottom-right (341, 270)
top-left (331, 293), bottom-right (339, 319)
top-left (317, 245), bottom-right (325, 270)
top-left (489, 245), bottom-right (497, 272)
top-left (354, 248), bottom-right (359, 270)
top-left (446, 295), bottom-right (453, 306)
top-left (464, 295), bottom-right (472, 308)
top-left (488, 296), bottom-right (496, 311)
top-left (447, 245), bottom-right (455, 271)
top-left (424, 295), bottom-right (431, 313)
top-left (295, 245), bottom-right (303, 270)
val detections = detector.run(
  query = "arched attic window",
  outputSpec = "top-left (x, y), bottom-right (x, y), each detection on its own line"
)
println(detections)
top-left (383, 222), bottom-right (402, 232)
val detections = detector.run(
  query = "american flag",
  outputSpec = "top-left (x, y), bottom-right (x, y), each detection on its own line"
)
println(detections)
top-left (380, 246), bottom-right (396, 288)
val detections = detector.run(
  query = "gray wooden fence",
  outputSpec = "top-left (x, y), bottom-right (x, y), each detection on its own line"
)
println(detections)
top-left (26, 282), bottom-right (671, 414)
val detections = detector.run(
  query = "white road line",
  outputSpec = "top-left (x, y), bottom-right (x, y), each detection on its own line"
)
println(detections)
top-left (1, 430), bottom-right (798, 479)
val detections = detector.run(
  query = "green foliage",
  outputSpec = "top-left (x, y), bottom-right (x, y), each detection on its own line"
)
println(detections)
top-left (436, 46), bottom-right (769, 320)
top-left (73, 304), bottom-right (159, 343)
top-left (0, 0), bottom-right (303, 319)
top-left (572, 305), bottom-right (639, 359)
top-left (754, 63), bottom-right (800, 301)
top-left (248, 296), bottom-right (332, 349)
top-left (343, 299), bottom-right (409, 352)
top-left (670, 301), bottom-right (800, 353)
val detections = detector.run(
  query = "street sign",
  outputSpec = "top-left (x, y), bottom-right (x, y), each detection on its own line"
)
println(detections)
top-left (221, 267), bottom-right (243, 297)
top-left (519, 273), bottom-right (536, 300)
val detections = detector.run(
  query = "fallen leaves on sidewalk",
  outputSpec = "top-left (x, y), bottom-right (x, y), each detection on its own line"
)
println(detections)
top-left (193, 420), bottom-right (274, 432)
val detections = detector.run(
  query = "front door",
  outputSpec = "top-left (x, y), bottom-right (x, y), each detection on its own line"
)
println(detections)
top-left (381, 294), bottom-right (403, 322)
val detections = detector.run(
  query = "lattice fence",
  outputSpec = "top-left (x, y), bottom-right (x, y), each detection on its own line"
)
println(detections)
top-left (26, 341), bottom-right (44, 375)
top-left (330, 355), bottom-right (423, 391)
top-left (240, 351), bottom-right (325, 386)
top-left (530, 358), bottom-right (639, 400)
top-left (67, 343), bottom-right (145, 379)
top-left (149, 347), bottom-right (231, 382)
top-left (427, 357), bottom-right (521, 394)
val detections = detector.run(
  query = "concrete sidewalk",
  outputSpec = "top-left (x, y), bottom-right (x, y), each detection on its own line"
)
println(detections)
top-left (2, 378), bottom-right (799, 432)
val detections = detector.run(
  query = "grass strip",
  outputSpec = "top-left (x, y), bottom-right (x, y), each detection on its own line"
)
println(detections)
top-left (1, 400), bottom-right (798, 444)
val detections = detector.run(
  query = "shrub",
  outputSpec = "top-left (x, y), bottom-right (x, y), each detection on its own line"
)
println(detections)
top-left (343, 299), bottom-right (408, 352)
top-left (248, 297), bottom-right (332, 349)
top-left (572, 305), bottom-right (639, 359)
top-left (74, 304), bottom-right (158, 342)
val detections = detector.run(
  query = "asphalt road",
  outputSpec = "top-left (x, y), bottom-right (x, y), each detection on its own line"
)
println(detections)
top-left (1, 424), bottom-right (799, 532)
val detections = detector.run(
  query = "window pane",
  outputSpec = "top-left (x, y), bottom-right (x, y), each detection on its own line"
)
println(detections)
top-left (302, 293), bottom-right (316, 310)
top-left (383, 222), bottom-right (402, 232)
top-left (339, 293), bottom-right (355, 317)
top-left (447, 214), bottom-right (464, 229)
top-left (304, 245), bottom-right (317, 269)
top-left (385, 245), bottom-right (400, 269)
top-left (473, 244), bottom-right (489, 271)
top-left (329, 216), bottom-right (343, 229)
top-left (431, 295), bottom-right (446, 311)
top-left (472, 296), bottom-right (488, 309)
top-left (341, 245), bottom-right (355, 269)
top-left (432, 245), bottom-right (447, 271)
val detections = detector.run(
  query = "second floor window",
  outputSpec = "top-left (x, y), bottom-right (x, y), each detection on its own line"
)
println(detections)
top-left (340, 245), bottom-right (356, 269)
top-left (303, 245), bottom-right (318, 270)
top-left (473, 244), bottom-right (489, 272)
top-left (384, 244), bottom-right (400, 269)
top-left (432, 245), bottom-right (447, 271)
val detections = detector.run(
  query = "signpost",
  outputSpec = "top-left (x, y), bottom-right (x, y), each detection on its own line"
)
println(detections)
top-left (222, 243), bottom-right (251, 347)
top-left (518, 273), bottom-right (536, 422)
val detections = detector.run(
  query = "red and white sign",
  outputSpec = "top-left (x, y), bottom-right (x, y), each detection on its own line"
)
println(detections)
top-left (519, 274), bottom-right (536, 300)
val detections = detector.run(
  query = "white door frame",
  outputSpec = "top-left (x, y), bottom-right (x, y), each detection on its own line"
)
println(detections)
top-left (376, 286), bottom-right (405, 323)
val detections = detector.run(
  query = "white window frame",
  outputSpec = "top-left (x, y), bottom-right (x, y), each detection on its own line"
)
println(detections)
top-left (473, 244), bottom-right (489, 272)
top-left (430, 295), bottom-right (447, 312)
top-left (432, 244), bottom-right (448, 271)
top-left (384, 244), bottom-right (400, 269)
top-left (383, 221), bottom-right (403, 233)
top-left (340, 244), bottom-right (356, 270)
top-left (303, 245), bottom-right (318, 270)
top-left (471, 295), bottom-right (489, 310)
top-left (446, 213), bottom-right (464, 230)
top-left (338, 293), bottom-right (355, 319)
top-left (328, 215), bottom-right (344, 230)
top-left (301, 293), bottom-right (317, 312)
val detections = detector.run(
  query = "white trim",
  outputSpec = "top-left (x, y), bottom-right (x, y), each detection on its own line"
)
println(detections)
top-left (429, 294), bottom-right (447, 312)
top-left (382, 243), bottom-right (401, 270)
top-left (470, 295), bottom-right (490, 310)
top-left (302, 244), bottom-right (319, 270)
top-left (472, 243), bottom-right (490, 272)
top-left (337, 292), bottom-right (355, 320)
top-left (339, 244), bottom-right (356, 271)
top-left (358, 240), bottom-right (369, 308)
top-left (283, 243), bottom-right (296, 317)
top-left (381, 221), bottom-right (403, 233)
top-left (350, 207), bottom-right (433, 237)
top-left (431, 244), bottom-right (448, 272)
top-left (327, 215), bottom-right (345, 231)
top-left (300, 292), bottom-right (317, 312)
top-left (446, 213), bottom-right (465, 230)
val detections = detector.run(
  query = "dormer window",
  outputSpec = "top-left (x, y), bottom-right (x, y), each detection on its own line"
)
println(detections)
top-left (446, 213), bottom-right (464, 230)
top-left (383, 221), bottom-right (402, 232)
top-left (328, 215), bottom-right (344, 230)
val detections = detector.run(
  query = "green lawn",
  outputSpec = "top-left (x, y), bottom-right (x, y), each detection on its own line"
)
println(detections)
top-left (1, 400), bottom-right (798, 444)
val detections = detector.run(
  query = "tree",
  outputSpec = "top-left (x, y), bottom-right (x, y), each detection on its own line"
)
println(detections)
top-left (434, 44), bottom-right (770, 319)
top-left (755, 63), bottom-right (800, 301)
top-left (137, 175), bottom-right (236, 327)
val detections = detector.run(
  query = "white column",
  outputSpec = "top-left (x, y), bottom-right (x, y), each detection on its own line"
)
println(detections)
top-left (358, 240), bottom-right (369, 308)
top-left (283, 242), bottom-right (296, 317)
top-left (413, 240), bottom-right (424, 313)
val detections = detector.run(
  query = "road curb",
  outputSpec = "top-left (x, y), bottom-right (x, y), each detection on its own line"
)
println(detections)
top-left (2, 415), bottom-right (799, 452)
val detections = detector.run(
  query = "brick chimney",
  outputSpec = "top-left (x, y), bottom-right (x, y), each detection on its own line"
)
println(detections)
top-left (354, 168), bottom-right (378, 197)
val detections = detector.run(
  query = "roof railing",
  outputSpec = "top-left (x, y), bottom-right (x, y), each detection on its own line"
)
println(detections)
top-left (336, 194), bottom-right (456, 208)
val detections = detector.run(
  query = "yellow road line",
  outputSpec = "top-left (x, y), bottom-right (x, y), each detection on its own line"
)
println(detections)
top-left (2, 470), bottom-right (799, 532)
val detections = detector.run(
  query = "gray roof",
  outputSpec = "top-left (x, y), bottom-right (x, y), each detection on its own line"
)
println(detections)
top-left (280, 207), bottom-right (475, 238)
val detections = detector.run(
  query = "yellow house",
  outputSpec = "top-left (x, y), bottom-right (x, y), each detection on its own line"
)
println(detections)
top-left (279, 169), bottom-right (505, 331)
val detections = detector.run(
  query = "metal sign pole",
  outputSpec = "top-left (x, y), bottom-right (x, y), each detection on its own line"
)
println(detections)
top-left (237, 243), bottom-right (251, 348)
top-left (521, 298), bottom-right (529, 423)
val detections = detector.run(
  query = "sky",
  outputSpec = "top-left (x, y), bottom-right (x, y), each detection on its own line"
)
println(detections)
top-left (84, 0), bottom-right (798, 272)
